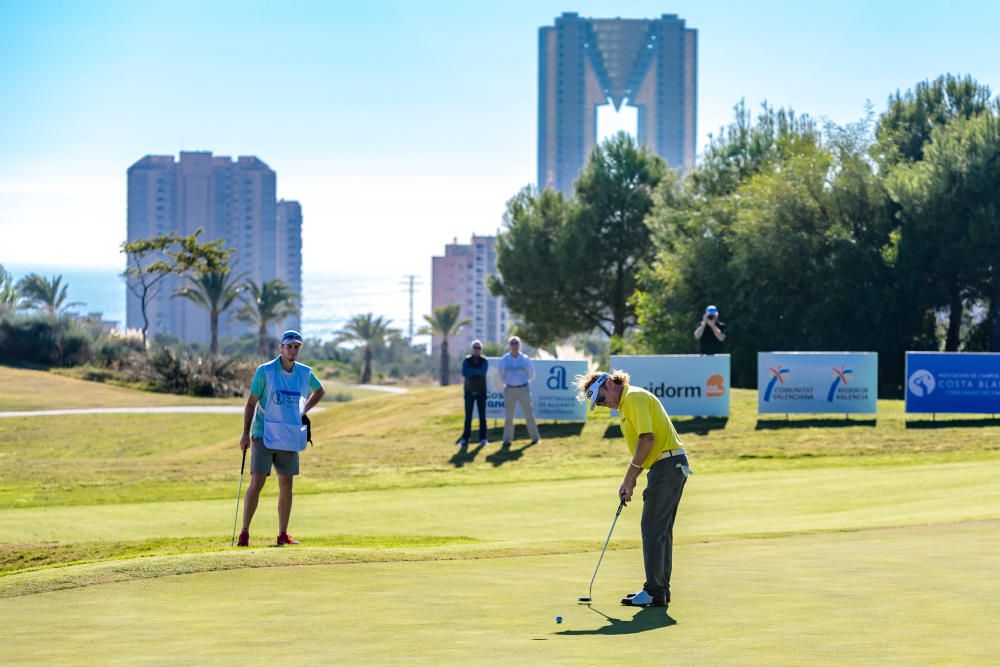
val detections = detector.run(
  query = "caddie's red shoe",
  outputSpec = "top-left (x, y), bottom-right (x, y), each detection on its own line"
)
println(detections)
top-left (236, 530), bottom-right (250, 547)
top-left (276, 532), bottom-right (300, 546)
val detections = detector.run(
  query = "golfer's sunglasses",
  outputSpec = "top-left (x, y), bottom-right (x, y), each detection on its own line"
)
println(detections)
top-left (595, 388), bottom-right (607, 405)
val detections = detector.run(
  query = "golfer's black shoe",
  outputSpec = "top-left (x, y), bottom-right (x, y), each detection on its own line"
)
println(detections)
top-left (620, 590), bottom-right (667, 607)
top-left (237, 530), bottom-right (250, 547)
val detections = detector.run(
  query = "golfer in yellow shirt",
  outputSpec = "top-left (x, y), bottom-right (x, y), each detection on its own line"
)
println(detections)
top-left (578, 369), bottom-right (693, 607)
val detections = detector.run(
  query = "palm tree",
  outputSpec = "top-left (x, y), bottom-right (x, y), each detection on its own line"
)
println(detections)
top-left (418, 304), bottom-right (471, 386)
top-left (16, 273), bottom-right (83, 315)
top-left (336, 313), bottom-right (397, 384)
top-left (174, 269), bottom-right (247, 354)
top-left (238, 278), bottom-right (300, 356)
top-left (0, 264), bottom-right (20, 315)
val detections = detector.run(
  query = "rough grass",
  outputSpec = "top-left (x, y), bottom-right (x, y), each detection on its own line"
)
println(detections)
top-left (317, 380), bottom-right (388, 402)
top-left (0, 365), bottom-right (242, 411)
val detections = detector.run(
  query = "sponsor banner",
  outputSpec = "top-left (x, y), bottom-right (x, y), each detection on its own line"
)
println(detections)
top-left (484, 358), bottom-right (589, 421)
top-left (905, 352), bottom-right (1000, 414)
top-left (758, 352), bottom-right (877, 414)
top-left (608, 355), bottom-right (730, 417)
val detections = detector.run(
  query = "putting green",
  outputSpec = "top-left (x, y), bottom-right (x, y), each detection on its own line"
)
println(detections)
top-left (3, 521), bottom-right (998, 664)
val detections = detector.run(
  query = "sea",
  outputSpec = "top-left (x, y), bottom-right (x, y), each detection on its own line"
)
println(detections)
top-left (1, 264), bottom-right (429, 341)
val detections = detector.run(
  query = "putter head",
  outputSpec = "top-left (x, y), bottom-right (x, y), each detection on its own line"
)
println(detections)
top-left (577, 596), bottom-right (592, 603)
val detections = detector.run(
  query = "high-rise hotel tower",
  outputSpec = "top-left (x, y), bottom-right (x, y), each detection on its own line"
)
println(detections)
top-left (538, 13), bottom-right (697, 194)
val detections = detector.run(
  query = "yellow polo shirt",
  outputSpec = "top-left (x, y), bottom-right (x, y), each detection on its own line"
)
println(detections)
top-left (618, 385), bottom-right (683, 469)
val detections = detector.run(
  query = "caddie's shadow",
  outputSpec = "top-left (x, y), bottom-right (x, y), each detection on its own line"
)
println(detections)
top-left (755, 417), bottom-right (876, 430)
top-left (556, 606), bottom-right (677, 636)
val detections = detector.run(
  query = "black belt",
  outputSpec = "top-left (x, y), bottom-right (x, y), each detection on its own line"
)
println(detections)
top-left (506, 383), bottom-right (528, 388)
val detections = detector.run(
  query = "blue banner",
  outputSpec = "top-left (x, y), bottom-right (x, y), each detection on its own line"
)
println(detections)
top-left (905, 352), bottom-right (1000, 414)
top-left (758, 352), bottom-right (878, 414)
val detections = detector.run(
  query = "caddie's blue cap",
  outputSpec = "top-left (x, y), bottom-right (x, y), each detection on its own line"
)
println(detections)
top-left (705, 305), bottom-right (719, 316)
top-left (281, 330), bottom-right (304, 345)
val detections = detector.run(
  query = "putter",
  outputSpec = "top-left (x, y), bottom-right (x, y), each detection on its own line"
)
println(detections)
top-left (578, 499), bottom-right (625, 603)
top-left (230, 447), bottom-right (248, 546)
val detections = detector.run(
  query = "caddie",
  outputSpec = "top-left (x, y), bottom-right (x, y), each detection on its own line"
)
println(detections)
top-left (577, 369), bottom-right (693, 607)
top-left (237, 330), bottom-right (325, 547)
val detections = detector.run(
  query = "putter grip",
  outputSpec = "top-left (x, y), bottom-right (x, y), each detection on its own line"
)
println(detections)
top-left (302, 414), bottom-right (312, 444)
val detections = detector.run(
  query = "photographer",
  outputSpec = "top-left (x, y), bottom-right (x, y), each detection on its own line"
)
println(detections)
top-left (694, 305), bottom-right (726, 355)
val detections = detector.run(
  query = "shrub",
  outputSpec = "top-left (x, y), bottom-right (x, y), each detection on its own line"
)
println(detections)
top-left (146, 346), bottom-right (253, 397)
top-left (0, 315), bottom-right (91, 367)
top-left (92, 330), bottom-right (146, 370)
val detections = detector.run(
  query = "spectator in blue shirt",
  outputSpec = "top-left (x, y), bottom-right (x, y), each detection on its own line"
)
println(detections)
top-left (459, 340), bottom-right (489, 448)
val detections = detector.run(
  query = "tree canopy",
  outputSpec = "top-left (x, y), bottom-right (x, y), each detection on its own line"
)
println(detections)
top-left (490, 132), bottom-right (666, 347)
top-left (121, 229), bottom-right (230, 347)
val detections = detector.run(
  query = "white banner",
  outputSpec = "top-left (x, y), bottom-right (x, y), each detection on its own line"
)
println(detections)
top-left (484, 358), bottom-right (589, 421)
top-left (757, 352), bottom-right (878, 414)
top-left (608, 354), bottom-right (731, 417)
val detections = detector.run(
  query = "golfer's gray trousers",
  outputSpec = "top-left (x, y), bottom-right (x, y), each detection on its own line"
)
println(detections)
top-left (641, 454), bottom-right (689, 599)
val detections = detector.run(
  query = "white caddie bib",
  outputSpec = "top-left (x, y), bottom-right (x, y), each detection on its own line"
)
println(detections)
top-left (262, 360), bottom-right (310, 452)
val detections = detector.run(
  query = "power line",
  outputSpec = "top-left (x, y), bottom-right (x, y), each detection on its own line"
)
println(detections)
top-left (400, 275), bottom-right (423, 341)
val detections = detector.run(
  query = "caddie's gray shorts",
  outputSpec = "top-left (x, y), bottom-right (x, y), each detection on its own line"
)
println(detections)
top-left (250, 437), bottom-right (299, 477)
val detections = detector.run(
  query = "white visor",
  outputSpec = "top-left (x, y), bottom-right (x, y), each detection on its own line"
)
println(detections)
top-left (585, 373), bottom-right (610, 411)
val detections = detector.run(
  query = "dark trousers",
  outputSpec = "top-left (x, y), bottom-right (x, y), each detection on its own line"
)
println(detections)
top-left (461, 391), bottom-right (487, 442)
top-left (641, 455), bottom-right (689, 600)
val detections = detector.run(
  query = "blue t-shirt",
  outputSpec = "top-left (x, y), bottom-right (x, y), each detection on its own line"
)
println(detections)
top-left (250, 358), bottom-right (323, 438)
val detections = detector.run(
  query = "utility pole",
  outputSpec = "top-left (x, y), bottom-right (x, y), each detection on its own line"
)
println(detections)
top-left (400, 274), bottom-right (422, 342)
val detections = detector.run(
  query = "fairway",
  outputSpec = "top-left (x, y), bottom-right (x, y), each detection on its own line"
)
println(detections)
top-left (3, 371), bottom-right (1000, 663)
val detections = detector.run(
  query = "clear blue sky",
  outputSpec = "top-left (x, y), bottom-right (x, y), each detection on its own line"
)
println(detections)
top-left (2, 0), bottom-right (999, 276)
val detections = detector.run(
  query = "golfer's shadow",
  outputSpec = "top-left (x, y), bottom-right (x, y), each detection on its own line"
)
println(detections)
top-left (556, 605), bottom-right (677, 636)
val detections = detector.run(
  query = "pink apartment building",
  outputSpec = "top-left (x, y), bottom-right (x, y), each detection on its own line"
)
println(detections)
top-left (431, 235), bottom-right (511, 356)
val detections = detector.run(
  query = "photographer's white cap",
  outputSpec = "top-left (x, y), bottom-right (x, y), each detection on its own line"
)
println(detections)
top-left (705, 305), bottom-right (718, 316)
